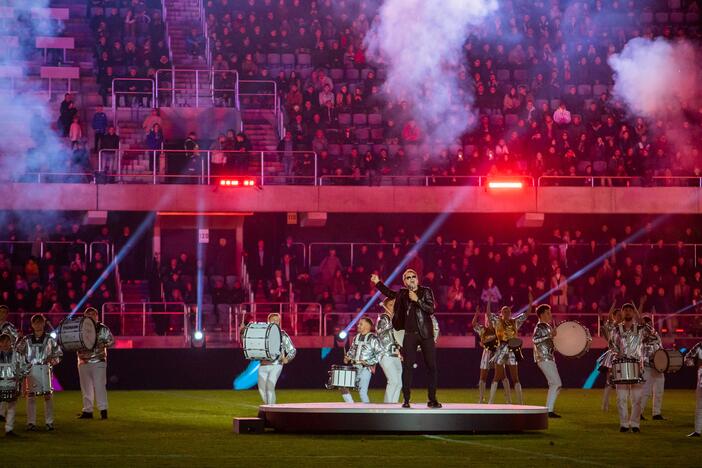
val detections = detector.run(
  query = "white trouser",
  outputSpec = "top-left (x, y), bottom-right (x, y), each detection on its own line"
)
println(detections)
top-left (616, 383), bottom-right (643, 428)
top-left (257, 363), bottom-right (283, 405)
top-left (379, 355), bottom-right (402, 403)
top-left (78, 361), bottom-right (109, 412)
top-left (537, 360), bottom-right (562, 412)
top-left (696, 370), bottom-right (702, 433)
top-left (342, 366), bottom-right (372, 403)
top-left (4, 400), bottom-right (16, 433)
top-left (640, 365), bottom-right (664, 416)
top-left (27, 394), bottom-right (54, 425)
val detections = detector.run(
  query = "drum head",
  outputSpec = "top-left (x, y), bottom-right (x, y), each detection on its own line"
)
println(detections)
top-left (553, 321), bottom-right (590, 358)
top-left (80, 317), bottom-right (98, 349)
top-left (266, 323), bottom-right (282, 357)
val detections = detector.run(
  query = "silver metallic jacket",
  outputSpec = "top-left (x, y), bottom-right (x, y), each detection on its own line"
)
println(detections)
top-left (265, 331), bottom-right (296, 365)
top-left (0, 349), bottom-right (31, 385)
top-left (532, 322), bottom-right (556, 363)
top-left (685, 342), bottom-right (702, 367)
top-left (0, 321), bottom-right (20, 344)
top-left (78, 322), bottom-right (115, 365)
top-left (346, 332), bottom-right (382, 366)
top-left (21, 333), bottom-right (63, 367)
top-left (608, 322), bottom-right (654, 362)
top-left (376, 313), bottom-right (400, 357)
top-left (641, 326), bottom-right (662, 365)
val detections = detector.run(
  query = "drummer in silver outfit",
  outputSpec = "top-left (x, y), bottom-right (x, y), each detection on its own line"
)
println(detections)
top-left (607, 303), bottom-right (654, 433)
top-left (471, 308), bottom-right (495, 404)
top-left (20, 314), bottom-right (62, 431)
top-left (598, 305), bottom-right (621, 411)
top-left (0, 333), bottom-right (31, 437)
top-left (0, 305), bottom-right (20, 424)
top-left (78, 308), bottom-right (115, 420)
top-left (257, 313), bottom-right (296, 405)
top-left (488, 298), bottom-right (530, 405)
top-left (684, 342), bottom-right (702, 437)
top-left (376, 304), bottom-right (403, 403)
top-left (342, 317), bottom-right (382, 403)
top-left (532, 304), bottom-right (562, 418)
top-left (639, 316), bottom-right (665, 421)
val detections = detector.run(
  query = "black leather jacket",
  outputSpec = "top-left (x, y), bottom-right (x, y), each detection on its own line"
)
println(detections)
top-left (375, 281), bottom-right (435, 340)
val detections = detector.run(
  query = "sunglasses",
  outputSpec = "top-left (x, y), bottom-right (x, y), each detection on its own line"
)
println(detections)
top-left (404, 275), bottom-right (417, 280)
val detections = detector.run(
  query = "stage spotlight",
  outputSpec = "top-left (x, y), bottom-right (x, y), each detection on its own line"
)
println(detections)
top-left (338, 330), bottom-right (348, 340)
top-left (49, 331), bottom-right (57, 340)
top-left (192, 330), bottom-right (205, 349)
top-left (679, 347), bottom-right (688, 354)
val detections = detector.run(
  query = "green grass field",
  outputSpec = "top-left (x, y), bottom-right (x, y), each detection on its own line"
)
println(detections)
top-left (1, 388), bottom-right (699, 467)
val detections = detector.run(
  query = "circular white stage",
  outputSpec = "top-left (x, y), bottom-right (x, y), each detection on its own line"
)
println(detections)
top-left (257, 402), bottom-right (549, 433)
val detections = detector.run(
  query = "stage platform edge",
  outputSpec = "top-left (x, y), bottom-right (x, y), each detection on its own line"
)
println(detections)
top-left (256, 403), bottom-right (549, 433)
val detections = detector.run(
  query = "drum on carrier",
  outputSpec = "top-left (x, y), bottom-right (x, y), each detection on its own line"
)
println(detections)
top-left (325, 365), bottom-right (358, 390)
top-left (57, 315), bottom-right (97, 352)
top-left (26, 364), bottom-right (53, 396)
top-left (553, 321), bottom-right (592, 358)
top-left (0, 363), bottom-right (21, 402)
top-left (651, 349), bottom-right (683, 374)
top-left (242, 322), bottom-right (282, 361)
top-left (611, 357), bottom-right (642, 384)
top-left (507, 337), bottom-right (524, 362)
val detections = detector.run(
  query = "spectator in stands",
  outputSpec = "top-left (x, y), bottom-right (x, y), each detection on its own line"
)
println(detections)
top-left (277, 132), bottom-right (297, 180)
top-left (553, 102), bottom-right (572, 127)
top-left (401, 119), bottom-right (421, 143)
top-left (319, 249), bottom-right (343, 289)
top-left (183, 132), bottom-right (201, 183)
top-left (480, 277), bottom-right (502, 309)
top-left (69, 117), bottom-right (83, 147)
top-left (145, 123), bottom-right (163, 150)
top-left (91, 106), bottom-right (108, 152)
top-left (186, 28), bottom-right (205, 59)
top-left (142, 109), bottom-right (162, 134)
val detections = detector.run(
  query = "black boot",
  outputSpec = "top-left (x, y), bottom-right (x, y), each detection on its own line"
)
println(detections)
top-left (78, 412), bottom-right (93, 419)
top-left (100, 410), bottom-right (108, 420)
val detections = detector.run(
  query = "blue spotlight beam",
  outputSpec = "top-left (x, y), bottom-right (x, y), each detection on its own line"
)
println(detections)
top-left (195, 213), bottom-right (205, 332)
top-left (70, 212), bottom-right (157, 317)
top-left (341, 189), bottom-right (473, 335)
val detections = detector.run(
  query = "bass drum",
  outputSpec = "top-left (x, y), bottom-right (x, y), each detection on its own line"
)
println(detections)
top-left (58, 316), bottom-right (97, 352)
top-left (651, 349), bottom-right (683, 374)
top-left (242, 322), bottom-right (282, 361)
top-left (553, 321), bottom-right (592, 359)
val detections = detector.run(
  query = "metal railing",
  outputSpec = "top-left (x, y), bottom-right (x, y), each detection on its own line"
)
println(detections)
top-left (197, 0), bottom-right (211, 68)
top-left (319, 175), bottom-right (485, 186)
top-left (538, 175), bottom-right (702, 187)
top-left (96, 148), bottom-right (318, 185)
top-left (155, 69), bottom-right (238, 107)
top-left (101, 302), bottom-right (189, 337)
top-left (160, 0), bottom-right (173, 64)
top-left (233, 302), bottom-right (323, 338)
top-left (111, 78), bottom-right (155, 113)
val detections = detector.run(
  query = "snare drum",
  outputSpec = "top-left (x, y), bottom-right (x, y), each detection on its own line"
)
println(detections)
top-left (611, 358), bottom-right (642, 384)
top-left (326, 365), bottom-right (357, 390)
top-left (651, 349), bottom-right (683, 374)
top-left (553, 321), bottom-right (592, 359)
top-left (0, 363), bottom-right (21, 401)
top-left (242, 322), bottom-right (282, 361)
top-left (507, 337), bottom-right (524, 362)
top-left (58, 316), bottom-right (97, 352)
top-left (26, 364), bottom-right (53, 396)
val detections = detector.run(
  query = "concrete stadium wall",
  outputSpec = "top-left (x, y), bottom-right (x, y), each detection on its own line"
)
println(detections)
top-left (1, 184), bottom-right (700, 214)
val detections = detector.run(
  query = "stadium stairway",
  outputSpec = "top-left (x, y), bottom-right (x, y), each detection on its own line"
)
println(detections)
top-left (164, 0), bottom-right (207, 68)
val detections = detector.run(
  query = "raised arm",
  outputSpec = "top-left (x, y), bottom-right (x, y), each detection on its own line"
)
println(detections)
top-left (372, 274), bottom-right (398, 299)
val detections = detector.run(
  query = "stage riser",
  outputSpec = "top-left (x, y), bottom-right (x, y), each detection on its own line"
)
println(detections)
top-left (51, 348), bottom-right (698, 390)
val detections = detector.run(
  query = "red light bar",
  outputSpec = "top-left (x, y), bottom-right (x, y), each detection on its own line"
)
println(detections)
top-left (487, 181), bottom-right (524, 189)
top-left (219, 179), bottom-right (256, 187)
top-left (674, 328), bottom-right (685, 333)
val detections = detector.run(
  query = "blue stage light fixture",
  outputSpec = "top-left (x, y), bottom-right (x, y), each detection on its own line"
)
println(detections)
top-left (338, 330), bottom-right (348, 340)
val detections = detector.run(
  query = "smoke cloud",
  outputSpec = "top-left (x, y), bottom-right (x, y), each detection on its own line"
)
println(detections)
top-left (365, 0), bottom-right (498, 149)
top-left (0, 1), bottom-right (69, 182)
top-left (608, 37), bottom-right (701, 119)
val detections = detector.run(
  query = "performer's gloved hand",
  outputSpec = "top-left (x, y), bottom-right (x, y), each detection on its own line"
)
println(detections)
top-left (370, 274), bottom-right (379, 285)
top-left (408, 290), bottom-right (418, 302)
